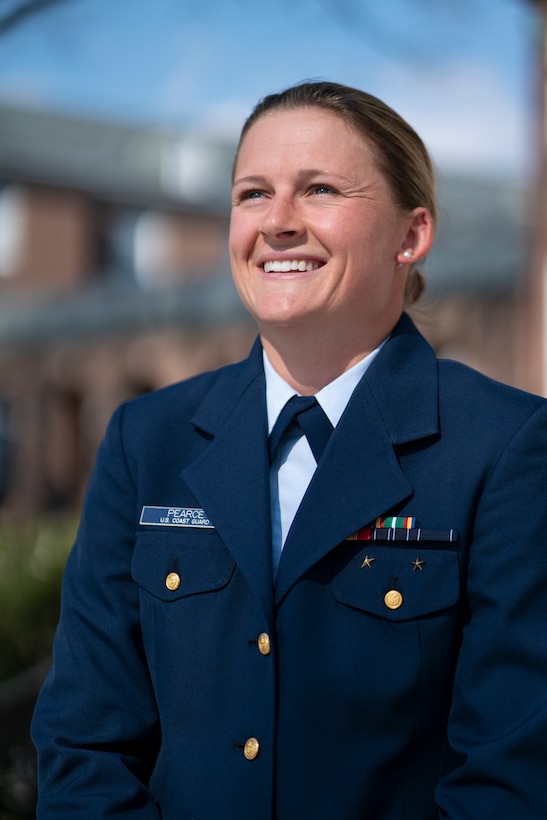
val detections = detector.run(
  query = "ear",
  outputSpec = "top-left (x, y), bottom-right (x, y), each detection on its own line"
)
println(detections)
top-left (396, 207), bottom-right (434, 265)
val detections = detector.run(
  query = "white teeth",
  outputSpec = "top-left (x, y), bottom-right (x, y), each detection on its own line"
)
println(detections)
top-left (263, 260), bottom-right (320, 273)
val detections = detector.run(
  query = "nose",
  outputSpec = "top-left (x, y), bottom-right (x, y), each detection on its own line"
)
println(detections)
top-left (259, 194), bottom-right (304, 241)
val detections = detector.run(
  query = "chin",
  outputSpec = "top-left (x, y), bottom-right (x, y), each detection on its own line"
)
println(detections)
top-left (257, 308), bottom-right (324, 331)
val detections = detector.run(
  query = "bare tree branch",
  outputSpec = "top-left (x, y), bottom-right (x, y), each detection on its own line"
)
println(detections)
top-left (0, 0), bottom-right (76, 34)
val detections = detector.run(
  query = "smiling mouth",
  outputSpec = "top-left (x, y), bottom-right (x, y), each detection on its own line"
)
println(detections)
top-left (263, 260), bottom-right (323, 273)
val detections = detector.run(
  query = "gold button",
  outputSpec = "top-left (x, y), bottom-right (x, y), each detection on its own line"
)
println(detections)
top-left (384, 589), bottom-right (403, 610)
top-left (165, 572), bottom-right (181, 591)
top-left (243, 737), bottom-right (260, 760)
top-left (257, 633), bottom-right (271, 656)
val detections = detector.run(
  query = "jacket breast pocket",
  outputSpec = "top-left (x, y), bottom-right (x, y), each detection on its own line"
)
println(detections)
top-left (330, 545), bottom-right (461, 621)
top-left (131, 530), bottom-right (236, 601)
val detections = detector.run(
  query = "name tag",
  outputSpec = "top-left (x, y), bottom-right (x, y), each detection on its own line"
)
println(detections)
top-left (140, 506), bottom-right (214, 528)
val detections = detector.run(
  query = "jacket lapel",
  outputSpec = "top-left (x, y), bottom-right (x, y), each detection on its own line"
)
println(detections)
top-left (181, 315), bottom-right (440, 615)
top-left (181, 340), bottom-right (275, 624)
top-left (275, 314), bottom-right (440, 603)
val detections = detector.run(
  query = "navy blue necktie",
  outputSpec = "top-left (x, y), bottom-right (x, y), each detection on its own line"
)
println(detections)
top-left (269, 395), bottom-right (334, 464)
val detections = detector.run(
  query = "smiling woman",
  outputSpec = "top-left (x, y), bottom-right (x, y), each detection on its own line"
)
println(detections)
top-left (32, 81), bottom-right (547, 820)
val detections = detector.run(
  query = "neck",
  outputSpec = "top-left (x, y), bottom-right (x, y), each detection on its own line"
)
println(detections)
top-left (260, 321), bottom-right (394, 394)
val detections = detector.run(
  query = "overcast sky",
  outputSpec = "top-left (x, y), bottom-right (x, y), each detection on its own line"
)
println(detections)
top-left (0, 0), bottom-right (539, 176)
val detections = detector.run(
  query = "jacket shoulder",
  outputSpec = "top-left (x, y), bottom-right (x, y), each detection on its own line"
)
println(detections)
top-left (438, 358), bottom-right (545, 410)
top-left (437, 358), bottom-right (547, 445)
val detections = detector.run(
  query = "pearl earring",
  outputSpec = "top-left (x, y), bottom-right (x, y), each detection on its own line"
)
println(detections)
top-left (398, 250), bottom-right (413, 269)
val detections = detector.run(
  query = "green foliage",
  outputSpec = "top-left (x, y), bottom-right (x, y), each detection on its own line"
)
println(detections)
top-left (0, 516), bottom-right (77, 682)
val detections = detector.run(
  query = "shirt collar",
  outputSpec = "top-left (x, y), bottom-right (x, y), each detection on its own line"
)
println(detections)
top-left (263, 340), bottom-right (387, 434)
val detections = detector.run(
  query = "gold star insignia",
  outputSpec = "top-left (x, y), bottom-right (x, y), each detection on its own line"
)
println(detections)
top-left (361, 555), bottom-right (375, 569)
top-left (411, 557), bottom-right (426, 572)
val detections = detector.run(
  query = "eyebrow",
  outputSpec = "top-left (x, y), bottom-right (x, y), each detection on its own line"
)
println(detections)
top-left (232, 169), bottom-right (352, 187)
top-left (232, 174), bottom-right (269, 187)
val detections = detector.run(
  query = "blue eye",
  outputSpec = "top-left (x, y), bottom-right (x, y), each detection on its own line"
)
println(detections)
top-left (313, 185), bottom-right (333, 195)
top-left (243, 190), bottom-right (264, 200)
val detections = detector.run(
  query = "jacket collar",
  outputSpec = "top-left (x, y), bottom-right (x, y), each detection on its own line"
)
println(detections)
top-left (363, 312), bottom-right (439, 445)
top-left (189, 336), bottom-right (265, 437)
top-left (182, 314), bottom-right (440, 613)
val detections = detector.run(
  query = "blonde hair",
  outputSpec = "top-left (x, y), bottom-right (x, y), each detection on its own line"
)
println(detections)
top-left (234, 81), bottom-right (436, 304)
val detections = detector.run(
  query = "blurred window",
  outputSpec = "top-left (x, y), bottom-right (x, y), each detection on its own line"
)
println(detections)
top-left (0, 185), bottom-right (26, 278)
top-left (133, 211), bottom-right (184, 290)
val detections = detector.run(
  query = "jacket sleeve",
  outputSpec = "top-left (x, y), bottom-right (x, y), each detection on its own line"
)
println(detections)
top-left (436, 402), bottom-right (547, 818)
top-left (31, 403), bottom-right (162, 819)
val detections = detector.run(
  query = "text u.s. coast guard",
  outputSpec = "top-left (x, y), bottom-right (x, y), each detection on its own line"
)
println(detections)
top-left (139, 506), bottom-right (214, 528)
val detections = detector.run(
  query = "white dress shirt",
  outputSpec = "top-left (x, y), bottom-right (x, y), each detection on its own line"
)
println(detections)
top-left (264, 343), bottom-right (385, 574)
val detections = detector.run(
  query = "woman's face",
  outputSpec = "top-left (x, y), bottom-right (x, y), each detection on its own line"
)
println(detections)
top-left (230, 106), bottom-right (431, 343)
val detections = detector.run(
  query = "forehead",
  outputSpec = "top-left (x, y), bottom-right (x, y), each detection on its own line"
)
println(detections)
top-left (234, 106), bottom-right (376, 177)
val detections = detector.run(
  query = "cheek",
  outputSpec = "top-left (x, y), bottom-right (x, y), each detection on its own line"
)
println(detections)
top-left (228, 214), bottom-right (248, 258)
top-left (229, 235), bottom-right (254, 298)
top-left (228, 231), bottom-right (240, 263)
top-left (229, 209), bottom-right (260, 253)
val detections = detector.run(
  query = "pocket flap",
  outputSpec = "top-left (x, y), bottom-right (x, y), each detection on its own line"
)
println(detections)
top-left (131, 530), bottom-right (235, 601)
top-left (331, 545), bottom-right (461, 621)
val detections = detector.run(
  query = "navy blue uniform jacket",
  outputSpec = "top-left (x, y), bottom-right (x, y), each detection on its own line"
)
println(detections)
top-left (32, 314), bottom-right (547, 818)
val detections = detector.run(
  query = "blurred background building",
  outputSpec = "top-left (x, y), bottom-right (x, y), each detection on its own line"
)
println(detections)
top-left (0, 104), bottom-right (257, 517)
